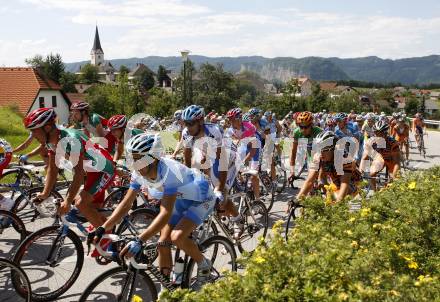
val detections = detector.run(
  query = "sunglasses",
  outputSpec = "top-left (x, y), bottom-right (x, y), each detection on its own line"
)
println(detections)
top-left (184, 120), bottom-right (198, 127)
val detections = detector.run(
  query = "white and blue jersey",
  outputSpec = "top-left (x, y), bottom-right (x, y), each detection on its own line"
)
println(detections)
top-left (129, 158), bottom-right (215, 225)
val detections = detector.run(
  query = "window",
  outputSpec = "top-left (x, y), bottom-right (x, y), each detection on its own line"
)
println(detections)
top-left (39, 96), bottom-right (45, 108)
top-left (52, 95), bottom-right (57, 107)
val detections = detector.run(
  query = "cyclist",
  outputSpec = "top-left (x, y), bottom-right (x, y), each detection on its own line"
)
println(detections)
top-left (170, 110), bottom-right (186, 159)
top-left (362, 113), bottom-right (376, 140)
top-left (296, 131), bottom-right (361, 203)
top-left (70, 101), bottom-right (107, 138)
top-left (90, 133), bottom-right (215, 289)
top-left (107, 115), bottom-right (144, 161)
top-left (412, 113), bottom-right (426, 146)
top-left (225, 108), bottom-right (261, 202)
top-left (288, 111), bottom-right (322, 183)
top-left (361, 120), bottom-right (400, 191)
top-left (23, 108), bottom-right (115, 236)
top-left (180, 105), bottom-right (241, 237)
top-left (391, 116), bottom-right (410, 164)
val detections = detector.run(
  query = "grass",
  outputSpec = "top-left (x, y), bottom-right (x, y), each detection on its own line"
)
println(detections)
top-left (0, 106), bottom-right (39, 158)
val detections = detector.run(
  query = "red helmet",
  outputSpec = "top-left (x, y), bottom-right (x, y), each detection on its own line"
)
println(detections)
top-left (226, 108), bottom-right (242, 119)
top-left (108, 115), bottom-right (127, 130)
top-left (24, 108), bottom-right (57, 129)
top-left (70, 101), bottom-right (89, 111)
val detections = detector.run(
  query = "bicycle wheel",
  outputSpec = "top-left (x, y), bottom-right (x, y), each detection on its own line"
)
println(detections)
top-left (274, 162), bottom-right (287, 193)
top-left (0, 210), bottom-right (27, 256)
top-left (79, 266), bottom-right (158, 302)
top-left (238, 199), bottom-right (269, 254)
top-left (0, 258), bottom-right (32, 302)
top-left (103, 187), bottom-right (129, 210)
top-left (116, 208), bottom-right (157, 238)
top-left (12, 225), bottom-right (84, 301)
top-left (285, 204), bottom-right (304, 241)
top-left (260, 173), bottom-right (276, 212)
top-left (12, 187), bottom-right (62, 234)
top-left (184, 235), bottom-right (237, 289)
top-left (0, 169), bottom-right (32, 201)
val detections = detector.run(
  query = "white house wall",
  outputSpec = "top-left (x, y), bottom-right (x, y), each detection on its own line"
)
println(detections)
top-left (29, 90), bottom-right (70, 124)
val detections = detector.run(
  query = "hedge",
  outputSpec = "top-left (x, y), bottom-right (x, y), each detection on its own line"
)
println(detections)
top-left (160, 167), bottom-right (440, 302)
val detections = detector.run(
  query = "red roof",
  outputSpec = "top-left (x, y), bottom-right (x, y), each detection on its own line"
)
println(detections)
top-left (0, 67), bottom-right (63, 115)
top-left (319, 82), bottom-right (338, 91)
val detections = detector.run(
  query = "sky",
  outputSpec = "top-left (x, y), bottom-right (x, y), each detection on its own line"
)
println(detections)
top-left (1, 0), bottom-right (440, 66)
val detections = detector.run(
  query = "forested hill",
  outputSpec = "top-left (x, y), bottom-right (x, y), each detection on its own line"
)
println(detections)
top-left (65, 54), bottom-right (440, 85)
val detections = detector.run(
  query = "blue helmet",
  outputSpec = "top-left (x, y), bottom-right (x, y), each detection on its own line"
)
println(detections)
top-left (126, 133), bottom-right (164, 158)
top-left (264, 111), bottom-right (272, 117)
top-left (259, 118), bottom-right (269, 130)
top-left (182, 105), bottom-right (205, 122)
top-left (248, 108), bottom-right (261, 116)
top-left (334, 112), bottom-right (348, 122)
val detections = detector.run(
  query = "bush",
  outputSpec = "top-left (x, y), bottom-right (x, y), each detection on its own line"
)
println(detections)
top-left (160, 168), bottom-right (440, 302)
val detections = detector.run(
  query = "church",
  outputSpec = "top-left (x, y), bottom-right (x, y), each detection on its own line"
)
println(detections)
top-left (88, 26), bottom-right (117, 82)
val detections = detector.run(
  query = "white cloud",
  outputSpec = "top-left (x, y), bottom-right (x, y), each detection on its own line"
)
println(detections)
top-left (7, 2), bottom-right (440, 63)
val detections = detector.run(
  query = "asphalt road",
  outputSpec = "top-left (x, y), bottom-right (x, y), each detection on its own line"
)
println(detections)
top-left (1, 130), bottom-right (439, 301)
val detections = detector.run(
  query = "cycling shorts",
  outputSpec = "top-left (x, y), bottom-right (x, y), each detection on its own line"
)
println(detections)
top-left (395, 134), bottom-right (408, 143)
top-left (416, 126), bottom-right (423, 135)
top-left (169, 197), bottom-right (215, 226)
top-left (84, 167), bottom-right (115, 204)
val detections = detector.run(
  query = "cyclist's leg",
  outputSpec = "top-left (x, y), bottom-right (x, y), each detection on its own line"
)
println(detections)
top-left (157, 224), bottom-right (173, 277)
top-left (75, 190), bottom-right (106, 227)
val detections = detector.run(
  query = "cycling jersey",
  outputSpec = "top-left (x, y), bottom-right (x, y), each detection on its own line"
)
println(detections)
top-left (292, 126), bottom-right (322, 157)
top-left (371, 136), bottom-right (400, 171)
top-left (362, 122), bottom-right (375, 139)
top-left (225, 122), bottom-right (260, 170)
top-left (129, 158), bottom-right (215, 225)
top-left (413, 118), bottom-right (424, 135)
top-left (392, 124), bottom-right (409, 142)
top-left (84, 113), bottom-right (108, 137)
top-left (319, 161), bottom-right (361, 193)
top-left (48, 128), bottom-right (115, 202)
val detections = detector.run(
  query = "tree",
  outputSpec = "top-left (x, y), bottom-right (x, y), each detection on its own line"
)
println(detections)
top-left (272, 79), bottom-right (284, 94)
top-left (139, 69), bottom-right (155, 90)
top-left (146, 88), bottom-right (179, 118)
top-left (405, 97), bottom-right (419, 115)
top-left (157, 65), bottom-right (168, 87)
top-left (25, 53), bottom-right (65, 83)
top-left (119, 65), bottom-right (130, 76)
top-left (59, 72), bottom-right (78, 93)
top-left (80, 64), bottom-right (99, 84)
top-left (308, 82), bottom-right (328, 112)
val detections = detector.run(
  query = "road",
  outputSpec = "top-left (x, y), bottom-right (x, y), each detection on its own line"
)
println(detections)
top-left (1, 131), bottom-right (439, 301)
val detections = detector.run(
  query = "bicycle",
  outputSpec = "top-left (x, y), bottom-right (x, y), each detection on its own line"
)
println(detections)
top-left (0, 209), bottom-right (27, 256)
top-left (11, 200), bottom-right (144, 301)
top-left (284, 199), bottom-right (304, 241)
top-left (79, 230), bottom-right (237, 301)
top-left (415, 131), bottom-right (427, 158)
top-left (0, 257), bottom-right (32, 302)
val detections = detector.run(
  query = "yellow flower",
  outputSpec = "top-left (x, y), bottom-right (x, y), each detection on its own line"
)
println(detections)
top-left (372, 223), bottom-right (381, 230)
top-left (338, 293), bottom-right (349, 301)
top-left (360, 208), bottom-right (371, 217)
top-left (132, 295), bottom-right (143, 302)
top-left (345, 230), bottom-right (353, 236)
top-left (349, 217), bottom-right (356, 223)
top-left (351, 241), bottom-right (359, 248)
top-left (408, 261), bottom-right (419, 269)
top-left (254, 256), bottom-right (266, 264)
top-left (408, 182), bottom-right (416, 190)
top-left (389, 290), bottom-right (400, 297)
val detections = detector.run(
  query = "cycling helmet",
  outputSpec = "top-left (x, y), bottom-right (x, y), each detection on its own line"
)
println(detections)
top-left (108, 115), bottom-right (127, 130)
top-left (365, 113), bottom-right (375, 121)
top-left (264, 111), bottom-right (272, 117)
top-left (242, 112), bottom-right (252, 122)
top-left (248, 108), bottom-right (261, 116)
top-left (126, 133), bottom-right (164, 158)
top-left (374, 120), bottom-right (389, 133)
top-left (24, 108), bottom-right (57, 129)
top-left (227, 108), bottom-right (242, 119)
top-left (173, 110), bottom-right (182, 121)
top-left (296, 111), bottom-right (313, 126)
top-left (182, 105), bottom-right (205, 121)
top-left (70, 101), bottom-right (89, 111)
top-left (315, 131), bottom-right (337, 150)
top-left (356, 115), bottom-right (364, 122)
top-left (334, 112), bottom-right (348, 122)
top-left (326, 118), bottom-right (336, 127)
top-left (392, 112), bottom-right (399, 118)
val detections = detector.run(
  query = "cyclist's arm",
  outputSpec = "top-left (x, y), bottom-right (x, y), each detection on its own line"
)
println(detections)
top-left (13, 134), bottom-right (33, 153)
top-left (138, 194), bottom-right (176, 242)
top-left (297, 169), bottom-right (319, 199)
top-left (113, 142), bottom-right (124, 161)
top-left (244, 141), bottom-right (256, 164)
top-left (26, 144), bottom-right (44, 158)
top-left (183, 147), bottom-right (192, 168)
top-left (101, 189), bottom-right (137, 230)
top-left (336, 173), bottom-right (351, 202)
top-left (40, 152), bottom-right (59, 198)
top-left (275, 121), bottom-right (282, 138)
top-left (95, 123), bottom-right (106, 138)
top-left (65, 154), bottom-right (85, 204)
top-left (289, 141), bottom-right (298, 175)
top-left (215, 146), bottom-right (227, 192)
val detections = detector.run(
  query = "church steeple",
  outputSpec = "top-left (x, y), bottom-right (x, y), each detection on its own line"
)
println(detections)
top-left (91, 26), bottom-right (104, 66)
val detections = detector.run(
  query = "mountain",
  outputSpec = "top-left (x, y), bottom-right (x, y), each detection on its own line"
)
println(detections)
top-left (65, 55), bottom-right (440, 85)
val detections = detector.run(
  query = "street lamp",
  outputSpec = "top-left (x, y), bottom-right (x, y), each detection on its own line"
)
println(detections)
top-left (180, 50), bottom-right (192, 105)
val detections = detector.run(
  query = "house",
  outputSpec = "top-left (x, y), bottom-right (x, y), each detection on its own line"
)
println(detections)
top-left (430, 91), bottom-right (440, 100)
top-left (66, 93), bottom-right (88, 104)
top-left (74, 83), bottom-right (94, 93)
top-left (0, 67), bottom-right (71, 124)
top-left (319, 82), bottom-right (338, 92)
top-left (291, 77), bottom-right (313, 97)
top-left (264, 83), bottom-right (278, 95)
top-left (128, 63), bottom-right (155, 81)
top-left (424, 99), bottom-right (439, 115)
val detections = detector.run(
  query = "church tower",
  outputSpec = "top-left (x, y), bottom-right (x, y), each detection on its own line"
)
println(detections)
top-left (90, 26), bottom-right (104, 66)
